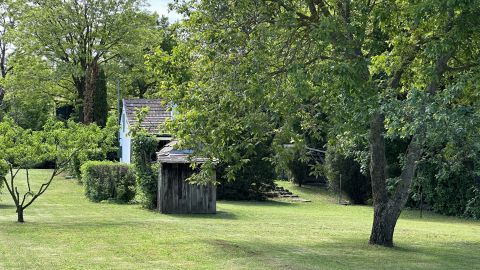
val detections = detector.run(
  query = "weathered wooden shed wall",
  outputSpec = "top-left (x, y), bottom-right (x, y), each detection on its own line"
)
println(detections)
top-left (157, 163), bottom-right (216, 214)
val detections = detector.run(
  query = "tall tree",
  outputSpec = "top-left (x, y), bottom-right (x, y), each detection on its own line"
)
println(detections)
top-left (0, 0), bottom-right (19, 106)
top-left (17, 0), bottom-right (157, 123)
top-left (161, 0), bottom-right (480, 247)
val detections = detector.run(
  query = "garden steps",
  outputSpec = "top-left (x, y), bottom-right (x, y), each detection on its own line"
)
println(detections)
top-left (266, 186), bottom-right (311, 202)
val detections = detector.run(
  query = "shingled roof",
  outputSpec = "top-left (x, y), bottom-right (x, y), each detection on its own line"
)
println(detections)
top-left (157, 141), bottom-right (209, 164)
top-left (123, 99), bottom-right (171, 135)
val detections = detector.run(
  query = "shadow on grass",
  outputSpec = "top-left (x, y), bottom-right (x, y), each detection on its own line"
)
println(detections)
top-left (169, 210), bottom-right (238, 220)
top-left (202, 236), bottom-right (480, 269)
top-left (219, 200), bottom-right (296, 208)
top-left (399, 209), bottom-right (480, 225)
top-left (0, 204), bottom-right (15, 209)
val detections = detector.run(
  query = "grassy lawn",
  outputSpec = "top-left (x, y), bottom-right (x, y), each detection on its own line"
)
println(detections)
top-left (0, 170), bottom-right (479, 269)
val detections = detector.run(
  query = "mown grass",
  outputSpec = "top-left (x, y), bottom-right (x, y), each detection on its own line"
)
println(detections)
top-left (0, 169), bottom-right (479, 269)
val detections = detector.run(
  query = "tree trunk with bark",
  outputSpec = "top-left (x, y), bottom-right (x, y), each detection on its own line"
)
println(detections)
top-left (368, 112), bottom-right (422, 247)
top-left (0, 86), bottom-right (4, 106)
top-left (16, 207), bottom-right (24, 223)
top-left (84, 61), bottom-right (99, 124)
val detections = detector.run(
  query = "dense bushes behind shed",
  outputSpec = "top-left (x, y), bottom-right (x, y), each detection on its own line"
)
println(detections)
top-left (325, 148), bottom-right (371, 205)
top-left (82, 161), bottom-right (136, 203)
top-left (216, 142), bottom-right (276, 201)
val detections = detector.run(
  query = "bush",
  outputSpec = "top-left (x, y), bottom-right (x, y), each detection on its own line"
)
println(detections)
top-left (66, 115), bottom-right (119, 179)
top-left (285, 150), bottom-right (326, 187)
top-left (132, 132), bottom-right (158, 209)
top-left (82, 161), bottom-right (136, 203)
top-left (217, 142), bottom-right (276, 201)
top-left (465, 187), bottom-right (480, 219)
top-left (412, 159), bottom-right (479, 218)
top-left (325, 148), bottom-right (371, 204)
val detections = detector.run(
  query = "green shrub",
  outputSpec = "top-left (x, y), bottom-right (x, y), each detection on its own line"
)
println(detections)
top-left (132, 132), bottom-right (158, 209)
top-left (67, 115), bottom-right (119, 179)
top-left (217, 142), bottom-right (276, 201)
top-left (325, 148), bottom-right (371, 204)
top-left (413, 159), bottom-right (479, 218)
top-left (82, 161), bottom-right (136, 203)
top-left (465, 187), bottom-right (480, 219)
top-left (285, 150), bottom-right (326, 187)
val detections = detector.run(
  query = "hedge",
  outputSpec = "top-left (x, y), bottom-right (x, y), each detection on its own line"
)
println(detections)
top-left (324, 148), bottom-right (371, 205)
top-left (81, 161), bottom-right (136, 203)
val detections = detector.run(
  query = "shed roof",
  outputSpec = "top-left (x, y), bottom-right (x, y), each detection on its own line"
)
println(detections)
top-left (123, 99), bottom-right (171, 134)
top-left (157, 141), bottom-right (209, 164)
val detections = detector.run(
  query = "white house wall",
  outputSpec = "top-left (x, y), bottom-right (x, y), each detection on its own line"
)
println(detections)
top-left (119, 110), bottom-right (132, 164)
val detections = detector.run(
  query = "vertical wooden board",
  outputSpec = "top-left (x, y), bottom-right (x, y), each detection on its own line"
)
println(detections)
top-left (172, 163), bottom-right (178, 213)
top-left (160, 164), bottom-right (166, 213)
top-left (157, 163), bottom-right (162, 211)
top-left (180, 164), bottom-right (189, 212)
top-left (158, 162), bottom-right (216, 214)
top-left (212, 185), bottom-right (217, 213)
top-left (184, 167), bottom-right (190, 212)
top-left (166, 164), bottom-right (175, 213)
top-left (203, 185), bottom-right (208, 213)
top-left (163, 164), bottom-right (169, 213)
top-left (160, 164), bottom-right (167, 213)
top-left (196, 185), bottom-right (201, 213)
top-left (190, 181), bottom-right (196, 212)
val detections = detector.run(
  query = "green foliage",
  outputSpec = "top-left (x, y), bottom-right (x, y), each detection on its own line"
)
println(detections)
top-left (0, 115), bottom-right (117, 222)
top-left (131, 132), bottom-right (158, 209)
top-left (12, 0), bottom-right (158, 122)
top-left (93, 68), bottom-right (108, 127)
top-left (129, 108), bottom-right (159, 209)
top-left (465, 187), bottom-right (480, 219)
top-left (81, 161), bottom-right (136, 203)
top-left (325, 148), bottom-right (371, 205)
top-left (67, 115), bottom-right (119, 179)
top-left (155, 2), bottom-right (480, 246)
top-left (2, 173), bottom-right (480, 268)
top-left (413, 158), bottom-right (480, 218)
top-left (217, 142), bottom-right (276, 201)
top-left (282, 147), bottom-right (326, 187)
top-left (1, 55), bottom-right (57, 130)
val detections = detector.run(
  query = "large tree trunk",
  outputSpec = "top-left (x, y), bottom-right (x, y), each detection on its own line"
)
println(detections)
top-left (368, 112), bottom-right (422, 247)
top-left (84, 61), bottom-right (99, 124)
top-left (17, 207), bottom-right (24, 223)
top-left (369, 203), bottom-right (399, 247)
top-left (0, 86), bottom-right (4, 106)
top-left (368, 112), bottom-right (393, 246)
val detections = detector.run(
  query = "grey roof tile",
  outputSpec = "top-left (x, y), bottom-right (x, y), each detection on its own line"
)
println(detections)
top-left (123, 99), bottom-right (171, 135)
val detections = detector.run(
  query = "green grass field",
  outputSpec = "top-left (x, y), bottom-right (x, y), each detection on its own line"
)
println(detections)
top-left (0, 170), bottom-right (479, 269)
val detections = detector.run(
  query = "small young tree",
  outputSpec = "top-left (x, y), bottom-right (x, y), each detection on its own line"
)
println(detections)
top-left (0, 117), bottom-right (111, 222)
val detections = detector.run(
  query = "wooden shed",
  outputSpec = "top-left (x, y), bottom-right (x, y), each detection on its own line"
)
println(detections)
top-left (157, 141), bottom-right (216, 214)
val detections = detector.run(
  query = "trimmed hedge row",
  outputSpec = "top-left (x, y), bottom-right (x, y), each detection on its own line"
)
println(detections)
top-left (81, 161), bottom-right (136, 203)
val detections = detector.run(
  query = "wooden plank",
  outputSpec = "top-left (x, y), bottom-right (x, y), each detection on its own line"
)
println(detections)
top-left (158, 162), bottom-right (216, 214)
top-left (157, 164), bottom-right (163, 211)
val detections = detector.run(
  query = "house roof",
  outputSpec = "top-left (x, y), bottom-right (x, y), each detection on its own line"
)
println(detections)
top-left (123, 99), bottom-right (171, 135)
top-left (157, 141), bottom-right (209, 164)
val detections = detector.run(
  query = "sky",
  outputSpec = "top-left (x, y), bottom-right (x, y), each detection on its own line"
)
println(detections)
top-left (145, 0), bottom-right (183, 22)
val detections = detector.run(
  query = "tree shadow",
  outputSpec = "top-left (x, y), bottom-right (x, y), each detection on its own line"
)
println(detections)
top-left (399, 210), bottom-right (480, 225)
top-left (201, 236), bottom-right (480, 269)
top-left (219, 200), bottom-right (296, 207)
top-left (168, 210), bottom-right (238, 220)
top-left (0, 204), bottom-right (15, 209)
